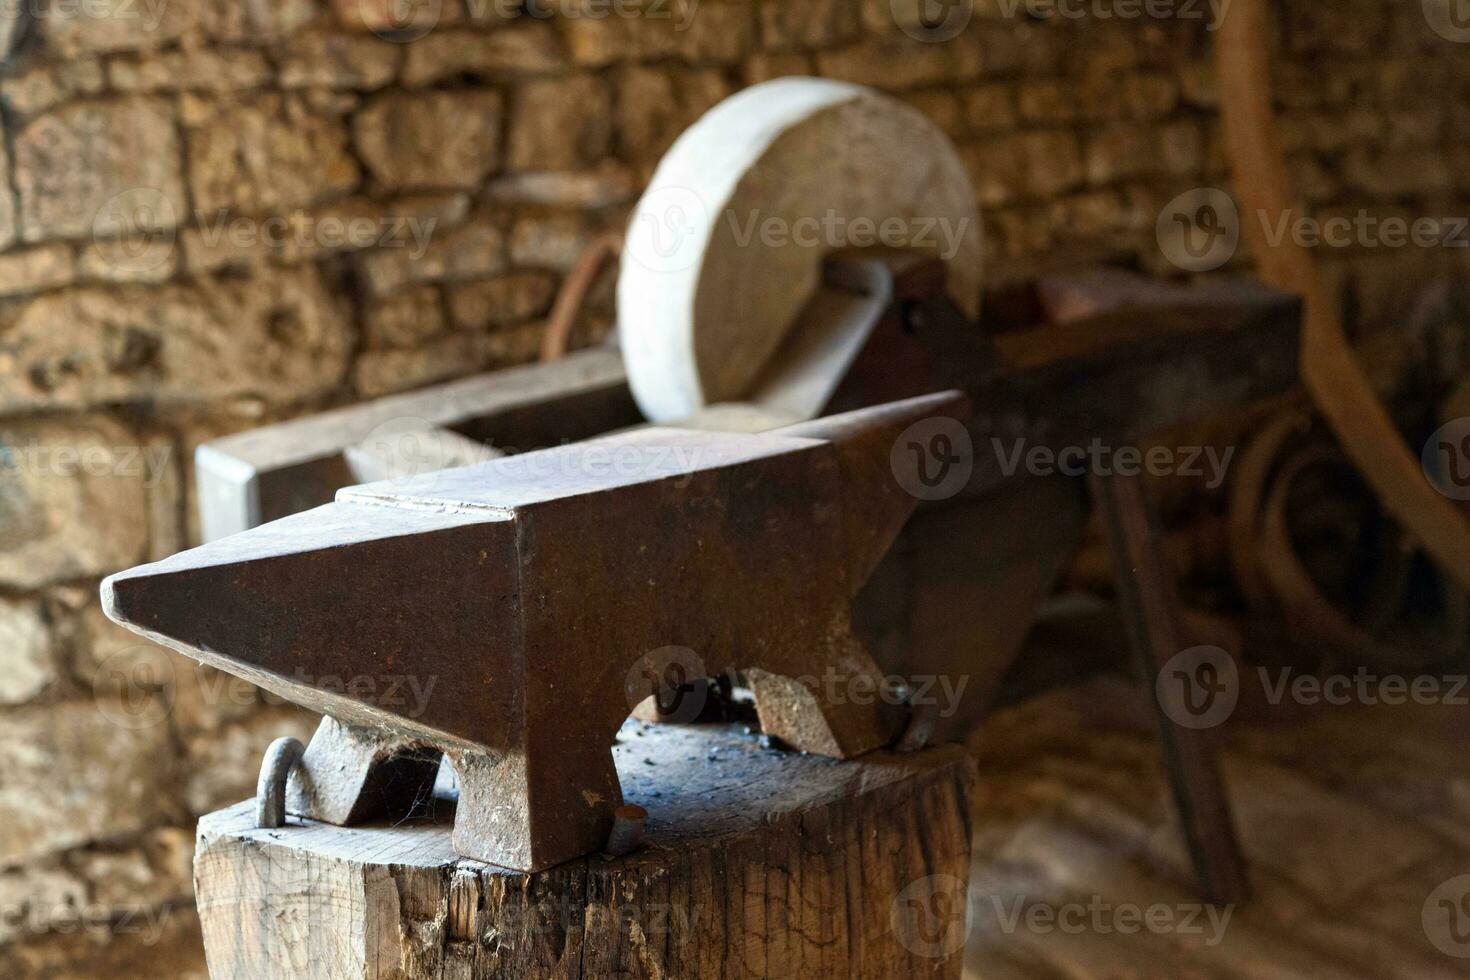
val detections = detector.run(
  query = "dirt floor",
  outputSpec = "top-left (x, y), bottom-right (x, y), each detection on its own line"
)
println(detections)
top-left (962, 674), bottom-right (1470, 978)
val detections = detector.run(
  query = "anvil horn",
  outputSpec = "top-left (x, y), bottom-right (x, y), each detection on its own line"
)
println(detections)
top-left (101, 501), bottom-right (522, 748)
top-left (102, 391), bottom-right (968, 871)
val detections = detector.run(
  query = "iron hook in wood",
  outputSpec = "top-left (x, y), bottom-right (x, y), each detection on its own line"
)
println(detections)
top-left (255, 736), bottom-right (306, 830)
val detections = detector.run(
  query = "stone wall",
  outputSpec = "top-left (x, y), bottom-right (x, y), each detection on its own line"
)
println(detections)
top-left (0, 0), bottom-right (1464, 974)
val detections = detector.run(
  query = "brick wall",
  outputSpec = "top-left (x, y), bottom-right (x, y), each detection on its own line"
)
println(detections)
top-left (0, 0), bottom-right (1464, 974)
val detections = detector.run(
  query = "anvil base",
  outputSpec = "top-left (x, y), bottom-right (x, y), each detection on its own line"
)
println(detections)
top-left (286, 716), bottom-right (625, 872)
top-left (199, 722), bottom-right (978, 979)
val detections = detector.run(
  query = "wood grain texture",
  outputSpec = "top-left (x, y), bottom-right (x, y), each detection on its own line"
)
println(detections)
top-left (194, 722), bottom-right (977, 979)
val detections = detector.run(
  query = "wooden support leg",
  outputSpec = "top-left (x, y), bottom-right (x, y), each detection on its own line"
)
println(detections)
top-left (1090, 470), bottom-right (1251, 905)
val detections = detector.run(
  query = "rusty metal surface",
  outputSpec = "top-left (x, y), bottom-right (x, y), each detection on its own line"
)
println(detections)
top-left (253, 737), bottom-right (305, 830)
top-left (105, 392), bottom-right (965, 871)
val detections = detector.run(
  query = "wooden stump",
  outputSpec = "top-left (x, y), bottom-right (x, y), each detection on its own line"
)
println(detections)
top-left (194, 721), bottom-right (976, 979)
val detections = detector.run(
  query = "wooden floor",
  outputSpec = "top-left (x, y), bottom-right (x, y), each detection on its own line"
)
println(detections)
top-left (962, 675), bottom-right (1470, 979)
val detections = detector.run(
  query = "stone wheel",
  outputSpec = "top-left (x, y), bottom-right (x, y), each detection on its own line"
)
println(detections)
top-left (616, 77), bottom-right (983, 422)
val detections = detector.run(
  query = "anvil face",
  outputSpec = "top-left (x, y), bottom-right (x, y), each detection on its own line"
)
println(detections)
top-left (105, 426), bottom-right (844, 746)
top-left (102, 392), bottom-right (965, 869)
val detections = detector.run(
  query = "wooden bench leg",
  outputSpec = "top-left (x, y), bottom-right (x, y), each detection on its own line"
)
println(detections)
top-left (1090, 469), bottom-right (1252, 905)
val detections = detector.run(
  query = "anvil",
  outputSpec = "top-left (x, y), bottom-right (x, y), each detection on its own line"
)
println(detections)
top-left (103, 391), bottom-right (965, 871)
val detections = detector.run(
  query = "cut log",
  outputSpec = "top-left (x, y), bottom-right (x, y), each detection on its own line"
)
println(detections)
top-left (194, 721), bottom-right (976, 979)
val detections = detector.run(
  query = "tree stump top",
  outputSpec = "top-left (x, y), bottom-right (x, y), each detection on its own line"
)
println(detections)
top-left (196, 721), bottom-right (976, 979)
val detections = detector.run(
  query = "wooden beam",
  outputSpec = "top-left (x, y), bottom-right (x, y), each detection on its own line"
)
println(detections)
top-left (196, 347), bottom-right (639, 541)
top-left (1090, 470), bottom-right (1251, 905)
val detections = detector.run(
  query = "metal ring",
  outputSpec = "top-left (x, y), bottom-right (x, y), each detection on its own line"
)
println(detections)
top-left (255, 736), bottom-right (306, 829)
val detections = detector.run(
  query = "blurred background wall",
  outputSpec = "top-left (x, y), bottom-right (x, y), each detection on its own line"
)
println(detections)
top-left (0, 0), bottom-right (1465, 974)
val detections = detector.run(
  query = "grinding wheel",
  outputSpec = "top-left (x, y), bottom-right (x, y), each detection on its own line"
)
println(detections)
top-left (618, 77), bottom-right (983, 422)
